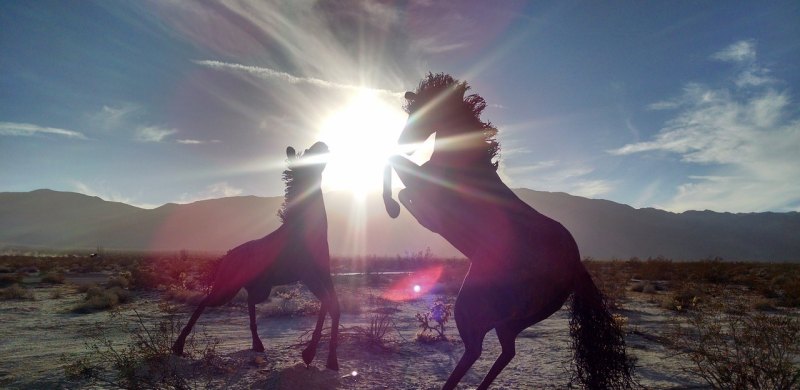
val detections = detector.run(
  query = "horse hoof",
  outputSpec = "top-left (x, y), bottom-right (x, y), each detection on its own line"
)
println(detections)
top-left (326, 361), bottom-right (339, 371)
top-left (302, 348), bottom-right (315, 365)
top-left (384, 198), bottom-right (401, 218)
top-left (253, 341), bottom-right (265, 353)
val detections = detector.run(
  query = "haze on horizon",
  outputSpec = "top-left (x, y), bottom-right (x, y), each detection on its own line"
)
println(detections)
top-left (2, 1), bottom-right (799, 213)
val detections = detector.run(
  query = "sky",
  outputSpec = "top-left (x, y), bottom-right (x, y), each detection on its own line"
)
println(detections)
top-left (1, 1), bottom-right (799, 213)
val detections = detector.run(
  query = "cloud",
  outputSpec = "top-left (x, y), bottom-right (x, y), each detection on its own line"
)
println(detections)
top-left (89, 104), bottom-right (139, 130)
top-left (711, 40), bottom-right (757, 63)
top-left (176, 139), bottom-right (221, 145)
top-left (134, 125), bottom-right (177, 142)
top-left (194, 60), bottom-right (404, 97)
top-left (0, 122), bottom-right (87, 139)
top-left (504, 161), bottom-right (615, 198)
top-left (610, 41), bottom-right (800, 212)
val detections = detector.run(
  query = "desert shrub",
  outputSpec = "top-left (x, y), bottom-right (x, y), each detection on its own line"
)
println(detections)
top-left (107, 275), bottom-right (131, 289)
top-left (584, 260), bottom-right (629, 310)
top-left (667, 303), bottom-right (800, 389)
top-left (76, 283), bottom-right (97, 293)
top-left (62, 306), bottom-right (223, 389)
top-left (660, 282), bottom-right (703, 312)
top-left (0, 284), bottom-right (34, 300)
top-left (261, 288), bottom-right (319, 317)
top-left (630, 281), bottom-right (658, 294)
top-left (50, 289), bottom-right (63, 299)
top-left (72, 286), bottom-right (132, 313)
top-left (351, 312), bottom-right (400, 350)
top-left (41, 271), bottom-right (66, 284)
top-left (751, 298), bottom-right (775, 311)
top-left (0, 273), bottom-right (21, 288)
top-left (415, 298), bottom-right (452, 343)
top-left (163, 287), bottom-right (205, 306)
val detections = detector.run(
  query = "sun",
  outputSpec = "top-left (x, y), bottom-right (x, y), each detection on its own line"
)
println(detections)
top-left (316, 90), bottom-right (408, 199)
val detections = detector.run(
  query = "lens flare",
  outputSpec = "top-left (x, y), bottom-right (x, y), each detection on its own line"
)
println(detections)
top-left (382, 266), bottom-right (443, 301)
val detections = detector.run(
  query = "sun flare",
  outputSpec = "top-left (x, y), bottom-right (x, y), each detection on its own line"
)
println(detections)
top-left (316, 91), bottom-right (408, 199)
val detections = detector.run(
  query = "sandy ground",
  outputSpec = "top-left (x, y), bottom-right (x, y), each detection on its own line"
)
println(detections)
top-left (0, 277), bottom-right (708, 389)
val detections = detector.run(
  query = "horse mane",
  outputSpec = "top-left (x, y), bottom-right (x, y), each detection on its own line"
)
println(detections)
top-left (404, 73), bottom-right (501, 169)
top-left (277, 154), bottom-right (310, 224)
top-left (277, 143), bottom-right (327, 223)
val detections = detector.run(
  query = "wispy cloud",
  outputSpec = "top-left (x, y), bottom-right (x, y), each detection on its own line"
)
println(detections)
top-left (176, 139), bottom-right (221, 145)
top-left (89, 103), bottom-right (140, 130)
top-left (711, 40), bottom-right (757, 63)
top-left (0, 122), bottom-right (87, 139)
top-left (134, 125), bottom-right (177, 143)
top-left (611, 40), bottom-right (800, 212)
top-left (194, 60), bottom-right (404, 97)
top-left (504, 161), bottom-right (615, 198)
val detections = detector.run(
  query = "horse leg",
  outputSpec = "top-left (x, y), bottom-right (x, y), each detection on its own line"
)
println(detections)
top-left (442, 327), bottom-right (487, 390)
top-left (172, 298), bottom-right (208, 355)
top-left (302, 277), bottom-right (338, 369)
top-left (399, 188), bottom-right (442, 233)
top-left (324, 278), bottom-right (341, 371)
top-left (476, 320), bottom-right (527, 390)
top-left (248, 295), bottom-right (265, 352)
top-left (442, 283), bottom-right (495, 389)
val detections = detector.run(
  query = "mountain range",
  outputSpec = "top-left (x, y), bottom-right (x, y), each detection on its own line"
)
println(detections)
top-left (1, 189), bottom-right (798, 261)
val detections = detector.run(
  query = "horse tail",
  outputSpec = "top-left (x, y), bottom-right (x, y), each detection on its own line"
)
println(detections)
top-left (569, 266), bottom-right (635, 389)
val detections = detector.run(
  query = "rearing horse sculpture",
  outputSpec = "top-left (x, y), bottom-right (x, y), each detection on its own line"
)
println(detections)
top-left (383, 74), bottom-right (634, 389)
top-left (173, 142), bottom-right (341, 371)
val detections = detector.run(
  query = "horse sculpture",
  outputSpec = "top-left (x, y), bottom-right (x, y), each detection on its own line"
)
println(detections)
top-left (383, 74), bottom-right (634, 389)
top-left (172, 141), bottom-right (341, 371)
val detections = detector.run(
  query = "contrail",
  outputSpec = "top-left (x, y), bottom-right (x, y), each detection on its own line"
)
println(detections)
top-left (194, 60), bottom-right (404, 97)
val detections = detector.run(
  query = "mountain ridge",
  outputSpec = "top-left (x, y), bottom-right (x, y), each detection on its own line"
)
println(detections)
top-left (1, 189), bottom-right (798, 261)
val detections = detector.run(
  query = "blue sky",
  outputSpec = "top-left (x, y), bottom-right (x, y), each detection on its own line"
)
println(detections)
top-left (1, 1), bottom-right (799, 212)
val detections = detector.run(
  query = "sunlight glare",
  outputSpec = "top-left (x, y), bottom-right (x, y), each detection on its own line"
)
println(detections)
top-left (317, 90), bottom-right (407, 199)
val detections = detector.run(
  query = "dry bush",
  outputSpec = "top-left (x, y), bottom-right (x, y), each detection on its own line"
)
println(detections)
top-left (107, 274), bottom-right (131, 289)
top-left (163, 287), bottom-right (205, 306)
top-left (667, 302), bottom-right (800, 389)
top-left (583, 259), bottom-right (629, 310)
top-left (0, 284), bottom-right (34, 300)
top-left (660, 282), bottom-right (703, 312)
top-left (62, 305), bottom-right (223, 389)
top-left (261, 288), bottom-right (320, 317)
top-left (351, 312), bottom-right (400, 350)
top-left (415, 298), bottom-right (452, 343)
top-left (41, 271), bottom-right (66, 284)
top-left (0, 273), bottom-right (21, 288)
top-left (72, 286), bottom-right (132, 313)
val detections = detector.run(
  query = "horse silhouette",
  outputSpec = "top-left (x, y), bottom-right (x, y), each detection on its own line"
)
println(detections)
top-left (172, 142), bottom-right (341, 371)
top-left (383, 74), bottom-right (634, 389)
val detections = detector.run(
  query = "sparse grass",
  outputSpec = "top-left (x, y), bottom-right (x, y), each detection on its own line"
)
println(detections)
top-left (667, 301), bottom-right (800, 389)
top-left (62, 304), bottom-right (224, 389)
top-left (0, 283), bottom-right (34, 300)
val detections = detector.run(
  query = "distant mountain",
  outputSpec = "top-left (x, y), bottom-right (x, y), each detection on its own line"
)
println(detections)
top-left (1, 189), bottom-right (798, 261)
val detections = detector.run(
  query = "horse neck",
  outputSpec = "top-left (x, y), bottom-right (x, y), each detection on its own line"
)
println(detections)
top-left (431, 118), bottom-right (490, 169)
top-left (292, 185), bottom-right (327, 231)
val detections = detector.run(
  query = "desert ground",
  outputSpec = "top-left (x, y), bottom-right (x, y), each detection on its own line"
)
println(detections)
top-left (1, 253), bottom-right (798, 389)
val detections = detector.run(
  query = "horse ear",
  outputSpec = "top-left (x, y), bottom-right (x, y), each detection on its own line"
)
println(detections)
top-left (286, 147), bottom-right (296, 159)
top-left (404, 91), bottom-right (416, 100)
